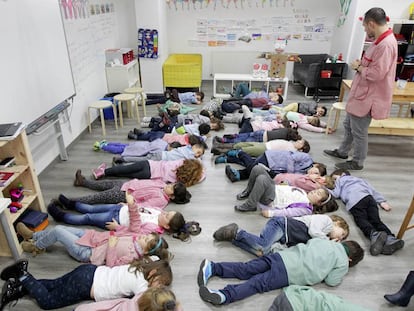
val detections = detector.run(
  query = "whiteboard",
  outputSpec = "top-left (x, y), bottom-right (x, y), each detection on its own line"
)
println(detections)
top-left (0, 0), bottom-right (76, 124)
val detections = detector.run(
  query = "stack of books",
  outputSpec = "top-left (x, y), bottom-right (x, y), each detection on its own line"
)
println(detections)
top-left (0, 172), bottom-right (14, 187)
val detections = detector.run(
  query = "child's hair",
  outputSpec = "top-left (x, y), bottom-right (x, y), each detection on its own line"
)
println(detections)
top-left (196, 91), bottom-right (205, 101)
top-left (129, 259), bottom-right (173, 287)
top-left (319, 106), bottom-right (327, 116)
top-left (146, 233), bottom-right (171, 261)
top-left (138, 287), bottom-right (179, 311)
top-left (172, 221), bottom-right (202, 242)
top-left (285, 128), bottom-right (301, 141)
top-left (198, 123), bottom-right (211, 135)
top-left (300, 140), bottom-right (310, 153)
top-left (308, 116), bottom-right (321, 127)
top-left (342, 240), bottom-right (364, 267)
top-left (167, 211), bottom-right (185, 233)
top-left (193, 141), bottom-right (208, 153)
top-left (324, 176), bottom-right (335, 189)
top-left (175, 159), bottom-right (204, 187)
top-left (312, 188), bottom-right (338, 214)
top-left (313, 162), bottom-right (327, 176)
top-left (171, 182), bottom-right (192, 204)
top-left (199, 109), bottom-right (210, 118)
top-left (169, 142), bottom-right (183, 149)
top-left (330, 168), bottom-right (351, 177)
top-left (325, 168), bottom-right (351, 189)
top-left (188, 134), bottom-right (204, 146)
top-left (210, 116), bottom-right (225, 131)
top-left (330, 215), bottom-right (350, 239)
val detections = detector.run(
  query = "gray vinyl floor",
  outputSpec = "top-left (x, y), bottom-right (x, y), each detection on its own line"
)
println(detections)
top-left (1, 81), bottom-right (414, 311)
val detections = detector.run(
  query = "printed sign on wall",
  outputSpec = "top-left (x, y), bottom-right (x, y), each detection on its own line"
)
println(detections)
top-left (138, 28), bottom-right (159, 59)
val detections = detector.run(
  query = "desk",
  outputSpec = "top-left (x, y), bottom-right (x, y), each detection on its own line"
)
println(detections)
top-left (339, 79), bottom-right (414, 117)
top-left (213, 73), bottom-right (289, 100)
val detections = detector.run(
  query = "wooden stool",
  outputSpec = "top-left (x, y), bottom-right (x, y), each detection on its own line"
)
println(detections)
top-left (88, 100), bottom-right (118, 136)
top-left (113, 93), bottom-right (138, 127)
top-left (397, 194), bottom-right (414, 239)
top-left (123, 87), bottom-right (147, 117)
top-left (325, 102), bottom-right (346, 134)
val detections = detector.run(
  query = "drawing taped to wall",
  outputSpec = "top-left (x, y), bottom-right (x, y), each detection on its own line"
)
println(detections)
top-left (138, 28), bottom-right (159, 59)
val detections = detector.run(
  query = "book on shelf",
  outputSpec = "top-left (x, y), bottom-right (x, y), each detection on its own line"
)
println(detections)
top-left (0, 171), bottom-right (14, 187)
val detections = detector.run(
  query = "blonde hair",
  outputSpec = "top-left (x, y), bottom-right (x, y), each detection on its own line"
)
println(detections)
top-left (330, 214), bottom-right (350, 239)
top-left (138, 287), bottom-right (179, 311)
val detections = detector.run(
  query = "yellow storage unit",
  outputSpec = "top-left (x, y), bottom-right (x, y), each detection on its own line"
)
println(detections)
top-left (163, 54), bottom-right (202, 90)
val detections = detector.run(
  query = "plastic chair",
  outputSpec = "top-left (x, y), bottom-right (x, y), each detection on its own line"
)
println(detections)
top-left (123, 87), bottom-right (147, 117)
top-left (325, 102), bottom-right (346, 134)
top-left (88, 100), bottom-right (118, 136)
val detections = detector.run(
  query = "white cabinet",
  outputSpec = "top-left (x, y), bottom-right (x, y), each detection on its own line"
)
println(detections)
top-left (105, 59), bottom-right (141, 93)
top-left (213, 73), bottom-right (289, 101)
top-left (0, 130), bottom-right (46, 259)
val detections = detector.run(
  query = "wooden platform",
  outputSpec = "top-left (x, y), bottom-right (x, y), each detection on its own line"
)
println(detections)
top-left (368, 117), bottom-right (414, 136)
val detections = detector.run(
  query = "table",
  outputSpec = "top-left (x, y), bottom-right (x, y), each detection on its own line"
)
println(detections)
top-left (339, 79), bottom-right (414, 117)
top-left (213, 73), bottom-right (289, 100)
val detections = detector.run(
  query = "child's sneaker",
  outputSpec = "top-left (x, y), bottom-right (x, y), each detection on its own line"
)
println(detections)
top-left (92, 163), bottom-right (107, 180)
top-left (197, 259), bottom-right (213, 286)
top-left (225, 165), bottom-right (240, 182)
top-left (381, 235), bottom-right (404, 255)
top-left (214, 155), bottom-right (227, 164)
top-left (93, 140), bottom-right (107, 151)
top-left (227, 149), bottom-right (240, 158)
top-left (369, 231), bottom-right (387, 256)
top-left (199, 286), bottom-right (226, 305)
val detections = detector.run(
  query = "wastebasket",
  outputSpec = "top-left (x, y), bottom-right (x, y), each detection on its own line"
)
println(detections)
top-left (102, 92), bottom-right (120, 119)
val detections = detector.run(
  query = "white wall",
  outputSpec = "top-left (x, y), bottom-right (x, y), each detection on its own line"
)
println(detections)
top-left (134, 0), bottom-right (169, 93)
top-left (30, 0), bottom-right (137, 173)
top-left (164, 0), bottom-right (341, 80)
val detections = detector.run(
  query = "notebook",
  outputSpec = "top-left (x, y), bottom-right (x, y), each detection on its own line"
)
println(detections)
top-left (0, 122), bottom-right (24, 140)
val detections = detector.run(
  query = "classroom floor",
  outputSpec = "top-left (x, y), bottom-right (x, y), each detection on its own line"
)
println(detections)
top-left (0, 81), bottom-right (413, 310)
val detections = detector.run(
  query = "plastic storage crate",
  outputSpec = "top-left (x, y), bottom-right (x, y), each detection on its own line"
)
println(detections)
top-left (162, 54), bottom-right (202, 90)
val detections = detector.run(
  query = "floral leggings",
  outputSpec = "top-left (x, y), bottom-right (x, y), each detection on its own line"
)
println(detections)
top-left (71, 178), bottom-right (126, 204)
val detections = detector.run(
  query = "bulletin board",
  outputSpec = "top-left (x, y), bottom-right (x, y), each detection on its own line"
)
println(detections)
top-left (138, 28), bottom-right (159, 59)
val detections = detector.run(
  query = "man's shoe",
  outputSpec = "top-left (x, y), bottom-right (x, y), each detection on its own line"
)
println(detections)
top-left (335, 161), bottom-right (363, 171)
top-left (214, 155), bottom-right (227, 164)
top-left (0, 259), bottom-right (28, 281)
top-left (381, 235), bottom-right (404, 255)
top-left (323, 149), bottom-right (348, 159)
top-left (199, 286), bottom-right (226, 305)
top-left (73, 169), bottom-right (85, 187)
top-left (16, 223), bottom-right (33, 241)
top-left (236, 189), bottom-right (250, 200)
top-left (225, 165), bottom-right (240, 182)
top-left (92, 163), bottom-right (106, 179)
top-left (197, 259), bottom-right (213, 287)
top-left (47, 202), bottom-right (67, 222)
top-left (234, 204), bottom-right (257, 212)
top-left (370, 231), bottom-right (387, 256)
top-left (213, 223), bottom-right (238, 241)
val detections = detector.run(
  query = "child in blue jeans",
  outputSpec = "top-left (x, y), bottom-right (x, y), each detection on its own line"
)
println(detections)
top-left (197, 238), bottom-right (364, 305)
top-left (213, 214), bottom-right (349, 256)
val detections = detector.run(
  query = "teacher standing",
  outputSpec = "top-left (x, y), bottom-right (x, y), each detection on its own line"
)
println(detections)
top-left (324, 7), bottom-right (397, 171)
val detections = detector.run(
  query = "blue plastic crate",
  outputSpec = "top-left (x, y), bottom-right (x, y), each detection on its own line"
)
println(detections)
top-left (102, 93), bottom-right (120, 119)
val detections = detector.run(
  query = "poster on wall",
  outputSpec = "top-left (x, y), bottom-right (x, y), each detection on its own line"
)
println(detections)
top-left (138, 28), bottom-right (159, 59)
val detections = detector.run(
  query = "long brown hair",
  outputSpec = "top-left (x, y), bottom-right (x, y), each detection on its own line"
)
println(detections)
top-left (129, 259), bottom-right (173, 287)
top-left (175, 159), bottom-right (203, 187)
top-left (138, 287), bottom-right (179, 311)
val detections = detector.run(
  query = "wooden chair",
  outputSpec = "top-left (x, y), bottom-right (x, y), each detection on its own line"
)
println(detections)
top-left (397, 194), bottom-right (414, 239)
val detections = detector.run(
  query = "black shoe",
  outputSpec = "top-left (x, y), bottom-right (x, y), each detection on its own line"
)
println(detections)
top-left (0, 259), bottom-right (28, 281)
top-left (47, 202), bottom-right (67, 222)
top-left (0, 279), bottom-right (26, 310)
top-left (127, 131), bottom-right (138, 140)
top-left (335, 161), bottom-right (363, 171)
top-left (370, 231), bottom-right (387, 256)
top-left (112, 156), bottom-right (125, 166)
top-left (236, 189), bottom-right (250, 200)
top-left (225, 165), bottom-right (240, 182)
top-left (199, 286), bottom-right (226, 305)
top-left (323, 149), bottom-right (348, 159)
top-left (234, 204), bottom-right (257, 212)
top-left (213, 223), bottom-right (238, 241)
top-left (381, 235), bottom-right (404, 255)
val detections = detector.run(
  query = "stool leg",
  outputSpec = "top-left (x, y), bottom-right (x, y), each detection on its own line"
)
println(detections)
top-left (140, 92), bottom-right (147, 117)
top-left (325, 106), bottom-right (334, 135)
top-left (117, 100), bottom-right (124, 127)
top-left (127, 100), bottom-right (132, 118)
top-left (112, 104), bottom-right (118, 130)
top-left (99, 108), bottom-right (106, 136)
top-left (133, 99), bottom-right (140, 125)
top-left (333, 110), bottom-right (341, 130)
top-left (88, 107), bottom-right (92, 133)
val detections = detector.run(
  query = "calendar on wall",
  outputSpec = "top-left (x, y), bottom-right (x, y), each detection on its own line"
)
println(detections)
top-left (138, 28), bottom-right (159, 59)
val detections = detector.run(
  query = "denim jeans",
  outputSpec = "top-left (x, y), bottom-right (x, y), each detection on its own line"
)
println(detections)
top-left (233, 217), bottom-right (286, 256)
top-left (224, 130), bottom-right (264, 143)
top-left (22, 264), bottom-right (96, 309)
top-left (33, 225), bottom-right (92, 262)
top-left (62, 202), bottom-right (122, 229)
